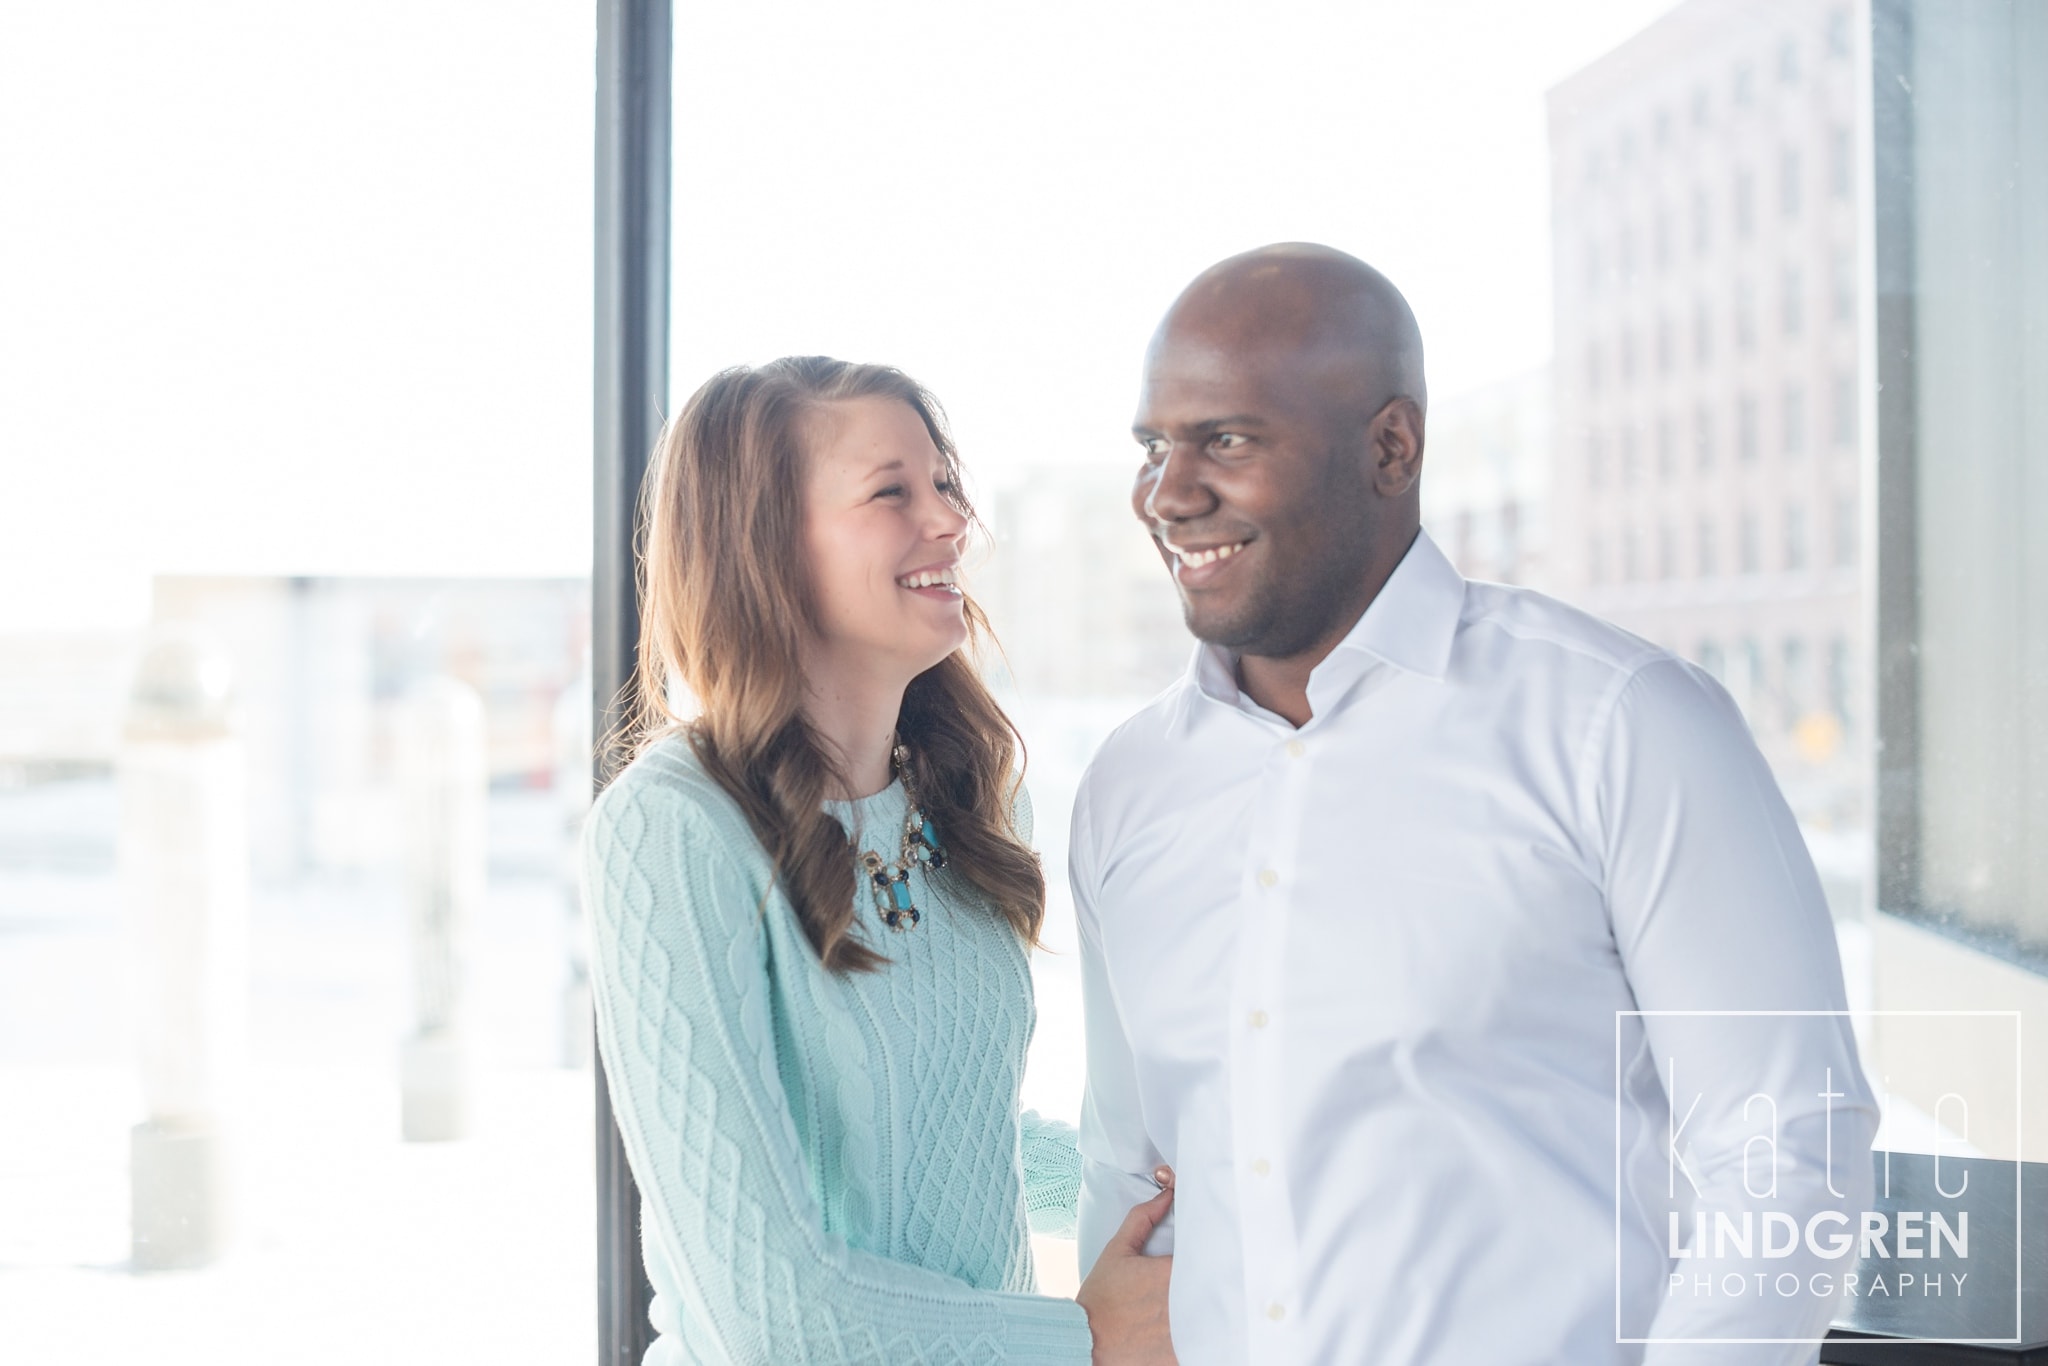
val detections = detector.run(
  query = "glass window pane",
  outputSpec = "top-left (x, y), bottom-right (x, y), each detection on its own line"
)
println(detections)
top-left (2, 5), bottom-right (596, 1359)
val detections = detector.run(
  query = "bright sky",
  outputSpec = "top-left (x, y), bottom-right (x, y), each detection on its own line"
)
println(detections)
top-left (0, 0), bottom-right (1677, 632)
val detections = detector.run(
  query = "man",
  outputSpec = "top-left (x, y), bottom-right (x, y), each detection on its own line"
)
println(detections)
top-left (1071, 243), bottom-right (1877, 1364)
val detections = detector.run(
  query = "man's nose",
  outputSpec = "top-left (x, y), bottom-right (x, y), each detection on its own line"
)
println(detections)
top-left (1141, 442), bottom-right (1215, 526)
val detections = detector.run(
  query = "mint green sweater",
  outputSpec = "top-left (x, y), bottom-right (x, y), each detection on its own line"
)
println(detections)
top-left (583, 737), bottom-right (1094, 1364)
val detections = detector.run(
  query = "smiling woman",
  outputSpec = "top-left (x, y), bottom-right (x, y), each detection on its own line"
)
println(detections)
top-left (581, 356), bottom-right (1176, 1363)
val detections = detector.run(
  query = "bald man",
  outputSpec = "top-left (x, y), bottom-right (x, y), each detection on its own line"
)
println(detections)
top-left (1068, 244), bottom-right (1877, 1365)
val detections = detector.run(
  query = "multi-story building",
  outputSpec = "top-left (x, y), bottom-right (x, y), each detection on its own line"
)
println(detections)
top-left (977, 466), bottom-right (1191, 702)
top-left (1419, 368), bottom-right (1551, 589)
top-left (1547, 0), bottom-right (1865, 817)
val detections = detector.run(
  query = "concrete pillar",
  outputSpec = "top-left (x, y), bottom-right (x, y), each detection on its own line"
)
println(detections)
top-left (120, 628), bottom-right (249, 1271)
top-left (396, 675), bottom-right (486, 1141)
top-left (553, 666), bottom-right (593, 1069)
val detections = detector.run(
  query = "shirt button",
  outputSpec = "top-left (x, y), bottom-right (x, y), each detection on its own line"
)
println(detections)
top-left (1251, 1157), bottom-right (1271, 1176)
top-left (1258, 868), bottom-right (1279, 889)
top-left (1248, 1009), bottom-right (1269, 1029)
top-left (1266, 1303), bottom-right (1287, 1322)
top-left (1285, 739), bottom-right (1306, 759)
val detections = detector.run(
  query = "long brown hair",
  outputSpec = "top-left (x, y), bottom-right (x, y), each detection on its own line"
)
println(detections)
top-left (620, 356), bottom-right (1044, 972)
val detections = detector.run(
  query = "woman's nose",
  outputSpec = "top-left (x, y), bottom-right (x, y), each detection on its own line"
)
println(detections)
top-left (930, 493), bottom-right (969, 540)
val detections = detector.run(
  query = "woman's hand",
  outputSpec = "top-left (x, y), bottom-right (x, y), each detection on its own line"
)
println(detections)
top-left (1076, 1166), bottom-right (1176, 1366)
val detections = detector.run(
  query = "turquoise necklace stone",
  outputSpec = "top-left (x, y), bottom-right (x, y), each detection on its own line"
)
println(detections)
top-left (858, 743), bottom-right (946, 932)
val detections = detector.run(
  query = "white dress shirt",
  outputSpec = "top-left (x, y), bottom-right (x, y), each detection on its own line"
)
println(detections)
top-left (1071, 529), bottom-right (1877, 1366)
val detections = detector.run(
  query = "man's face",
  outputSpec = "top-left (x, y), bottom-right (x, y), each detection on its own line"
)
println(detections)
top-left (1130, 327), bottom-right (1382, 660)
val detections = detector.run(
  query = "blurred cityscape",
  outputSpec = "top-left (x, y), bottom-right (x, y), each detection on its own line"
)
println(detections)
top-left (0, 0), bottom-right (1892, 1359)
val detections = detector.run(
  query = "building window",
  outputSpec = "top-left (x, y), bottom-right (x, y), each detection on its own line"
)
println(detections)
top-left (1697, 516), bottom-right (1718, 577)
top-left (1653, 207), bottom-right (1671, 272)
top-left (1826, 7), bottom-right (1852, 58)
top-left (1830, 124), bottom-right (1853, 200)
top-left (1587, 430), bottom-right (1605, 489)
top-left (1586, 340), bottom-right (1602, 394)
top-left (1585, 236), bottom-right (1601, 293)
top-left (1588, 535), bottom-right (1606, 585)
top-left (1694, 405), bottom-right (1715, 469)
top-left (1658, 522), bottom-right (1676, 579)
top-left (1691, 86), bottom-right (1711, 128)
top-left (1622, 528), bottom-right (1640, 581)
top-left (1621, 425), bottom-right (1641, 487)
top-left (1738, 392), bottom-right (1760, 463)
top-left (1781, 145), bottom-right (1802, 218)
top-left (1827, 635), bottom-right (1851, 729)
top-left (1692, 186), bottom-right (1711, 255)
top-left (1739, 508), bottom-right (1761, 571)
top-left (1733, 61), bottom-right (1755, 107)
top-left (1736, 278), bottom-right (1757, 350)
top-left (1784, 383), bottom-right (1806, 456)
top-left (1832, 371), bottom-right (1857, 447)
top-left (1693, 300), bottom-right (1712, 367)
top-left (1834, 491), bottom-right (1857, 567)
top-left (1785, 502), bottom-right (1808, 569)
top-left (1656, 314), bottom-right (1673, 374)
top-left (1618, 226), bottom-right (1636, 285)
top-left (1782, 264), bottom-right (1804, 335)
top-left (1779, 36), bottom-right (1801, 84)
top-left (1619, 128), bottom-right (1637, 171)
top-left (1654, 107), bottom-right (1672, 149)
top-left (1782, 636), bottom-right (1809, 727)
top-left (1620, 329), bottom-right (1637, 384)
top-left (1698, 638), bottom-right (1725, 680)
top-left (1831, 245), bottom-right (1855, 324)
top-left (1735, 168), bottom-right (1756, 239)
top-left (1656, 415), bottom-right (1676, 478)
top-left (1732, 637), bottom-right (1764, 720)
top-left (1585, 144), bottom-right (1604, 187)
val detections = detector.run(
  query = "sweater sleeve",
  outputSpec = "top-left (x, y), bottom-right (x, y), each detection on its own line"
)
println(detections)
top-left (583, 776), bottom-right (1094, 1365)
top-left (1009, 781), bottom-right (1083, 1240)
top-left (1019, 1110), bottom-right (1082, 1238)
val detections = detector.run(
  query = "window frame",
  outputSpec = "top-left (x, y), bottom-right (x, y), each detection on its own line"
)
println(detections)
top-left (593, 1), bottom-right (672, 1360)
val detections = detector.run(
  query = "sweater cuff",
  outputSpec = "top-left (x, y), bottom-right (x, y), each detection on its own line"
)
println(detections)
top-left (994, 1291), bottom-right (1093, 1362)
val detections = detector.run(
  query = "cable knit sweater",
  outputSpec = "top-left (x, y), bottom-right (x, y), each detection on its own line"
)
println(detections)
top-left (583, 736), bottom-right (1093, 1364)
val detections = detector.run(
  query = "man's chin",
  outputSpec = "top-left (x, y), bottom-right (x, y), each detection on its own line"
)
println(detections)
top-left (1181, 598), bottom-right (1265, 652)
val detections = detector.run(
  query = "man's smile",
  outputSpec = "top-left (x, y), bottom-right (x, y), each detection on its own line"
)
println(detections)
top-left (1163, 537), bottom-right (1252, 585)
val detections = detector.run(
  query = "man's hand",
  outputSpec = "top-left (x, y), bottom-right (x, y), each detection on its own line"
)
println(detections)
top-left (1076, 1167), bottom-right (1176, 1366)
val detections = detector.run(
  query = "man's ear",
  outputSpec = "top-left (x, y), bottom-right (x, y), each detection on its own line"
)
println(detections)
top-left (1369, 397), bottom-right (1425, 498)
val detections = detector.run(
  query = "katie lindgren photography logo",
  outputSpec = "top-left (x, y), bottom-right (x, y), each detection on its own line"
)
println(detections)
top-left (1614, 1010), bottom-right (2024, 1347)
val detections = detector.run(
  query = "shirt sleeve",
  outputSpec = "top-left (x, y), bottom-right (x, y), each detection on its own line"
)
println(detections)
top-left (1591, 657), bottom-right (1879, 1362)
top-left (1071, 776), bottom-right (1173, 1276)
top-left (583, 776), bottom-right (1094, 1365)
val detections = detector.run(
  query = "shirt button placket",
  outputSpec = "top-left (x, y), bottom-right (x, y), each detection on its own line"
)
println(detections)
top-left (1238, 728), bottom-right (1305, 1352)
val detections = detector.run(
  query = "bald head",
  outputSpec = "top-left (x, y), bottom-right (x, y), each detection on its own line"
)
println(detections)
top-left (1130, 244), bottom-right (1431, 682)
top-left (1153, 243), bottom-right (1427, 417)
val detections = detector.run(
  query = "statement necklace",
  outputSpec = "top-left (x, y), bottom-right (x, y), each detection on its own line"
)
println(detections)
top-left (858, 742), bottom-right (947, 932)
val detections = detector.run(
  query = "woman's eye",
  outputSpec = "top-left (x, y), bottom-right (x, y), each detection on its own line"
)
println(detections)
top-left (875, 485), bottom-right (906, 500)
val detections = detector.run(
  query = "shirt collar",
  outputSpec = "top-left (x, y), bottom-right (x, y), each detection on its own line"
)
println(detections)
top-left (1171, 527), bottom-right (1465, 733)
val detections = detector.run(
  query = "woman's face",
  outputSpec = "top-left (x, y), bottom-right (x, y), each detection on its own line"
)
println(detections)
top-left (799, 395), bottom-right (972, 686)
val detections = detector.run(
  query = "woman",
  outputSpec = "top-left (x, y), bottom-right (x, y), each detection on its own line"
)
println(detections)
top-left (582, 357), bottom-right (1172, 1363)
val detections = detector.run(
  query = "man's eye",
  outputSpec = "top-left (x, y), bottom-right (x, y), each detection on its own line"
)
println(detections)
top-left (1139, 437), bottom-right (1170, 461)
top-left (1212, 433), bottom-right (1248, 451)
